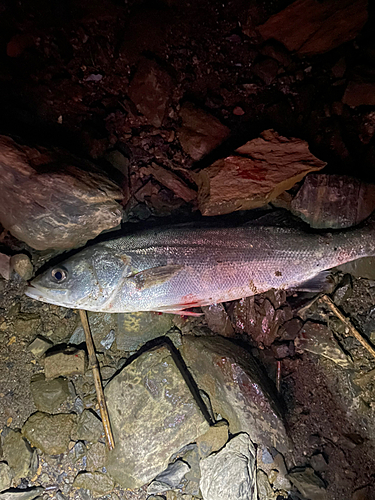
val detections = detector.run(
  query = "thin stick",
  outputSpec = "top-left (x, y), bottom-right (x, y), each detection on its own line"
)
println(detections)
top-left (276, 361), bottom-right (281, 393)
top-left (79, 309), bottom-right (115, 450)
top-left (319, 294), bottom-right (375, 361)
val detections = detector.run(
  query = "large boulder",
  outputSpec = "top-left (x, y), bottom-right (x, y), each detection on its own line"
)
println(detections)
top-left (104, 345), bottom-right (210, 489)
top-left (180, 335), bottom-right (290, 454)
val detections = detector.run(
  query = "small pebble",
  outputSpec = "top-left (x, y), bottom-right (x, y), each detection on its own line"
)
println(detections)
top-left (10, 254), bottom-right (33, 280)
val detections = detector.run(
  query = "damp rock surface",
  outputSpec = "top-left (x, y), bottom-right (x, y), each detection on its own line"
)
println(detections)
top-left (180, 335), bottom-right (290, 454)
top-left (104, 344), bottom-right (209, 489)
top-left (22, 412), bottom-right (76, 455)
top-left (30, 375), bottom-right (70, 413)
top-left (2, 430), bottom-right (33, 481)
top-left (200, 433), bottom-right (257, 500)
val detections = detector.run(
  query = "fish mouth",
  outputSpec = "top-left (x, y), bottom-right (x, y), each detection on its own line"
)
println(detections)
top-left (25, 283), bottom-right (70, 307)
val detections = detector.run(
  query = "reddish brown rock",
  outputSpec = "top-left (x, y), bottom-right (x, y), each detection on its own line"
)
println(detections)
top-left (201, 303), bottom-right (235, 337)
top-left (197, 129), bottom-right (326, 216)
top-left (128, 58), bottom-right (173, 127)
top-left (0, 136), bottom-right (122, 251)
top-left (0, 253), bottom-right (11, 280)
top-left (140, 163), bottom-right (197, 202)
top-left (291, 174), bottom-right (375, 229)
top-left (343, 81), bottom-right (375, 107)
top-left (180, 335), bottom-right (290, 454)
top-left (256, 0), bottom-right (368, 56)
top-left (177, 102), bottom-right (230, 161)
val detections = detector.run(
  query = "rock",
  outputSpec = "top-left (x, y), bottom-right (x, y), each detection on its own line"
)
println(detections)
top-left (295, 321), bottom-right (351, 369)
top-left (278, 318), bottom-right (303, 341)
top-left (115, 312), bottom-right (174, 351)
top-left (104, 345), bottom-right (209, 489)
top-left (180, 336), bottom-right (290, 453)
top-left (256, 0), bottom-right (368, 56)
top-left (333, 274), bottom-right (352, 306)
top-left (229, 297), bottom-right (289, 346)
top-left (201, 304), bottom-right (234, 338)
top-left (0, 487), bottom-right (44, 500)
top-left (256, 470), bottom-right (274, 500)
top-left (100, 330), bottom-right (116, 350)
top-left (343, 81), bottom-right (375, 107)
top-left (352, 486), bottom-right (373, 500)
top-left (70, 441), bottom-right (86, 463)
top-left (337, 257), bottom-right (375, 280)
top-left (0, 463), bottom-right (13, 492)
top-left (200, 434), bottom-right (257, 500)
top-left (140, 163), bottom-right (197, 203)
top-left (181, 445), bottom-right (201, 497)
top-left (44, 349), bottom-right (87, 379)
top-left (290, 174), bottom-right (375, 229)
top-left (287, 467), bottom-right (327, 500)
top-left (73, 472), bottom-right (115, 497)
top-left (128, 58), bottom-right (172, 127)
top-left (310, 453), bottom-right (328, 472)
top-left (0, 254), bottom-right (11, 281)
top-left (197, 129), bottom-right (326, 216)
top-left (147, 460), bottom-right (190, 495)
top-left (27, 336), bottom-right (53, 358)
top-left (252, 58), bottom-right (279, 86)
top-left (30, 375), bottom-right (70, 413)
top-left (69, 312), bottom-right (117, 350)
top-left (2, 430), bottom-right (33, 481)
top-left (196, 421), bottom-right (229, 458)
top-left (10, 255), bottom-right (33, 281)
top-left (12, 315), bottom-right (41, 337)
top-left (86, 442), bottom-right (107, 472)
top-left (0, 136), bottom-right (122, 251)
top-left (22, 412), bottom-right (76, 455)
top-left (177, 102), bottom-right (230, 161)
top-left (256, 446), bottom-right (291, 491)
top-left (71, 410), bottom-right (103, 443)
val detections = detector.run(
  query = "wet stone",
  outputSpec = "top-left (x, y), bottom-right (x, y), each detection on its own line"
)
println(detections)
top-left (256, 470), bottom-right (274, 500)
top-left (180, 445), bottom-right (200, 497)
top-left (200, 434), bottom-right (257, 500)
top-left (333, 274), bottom-right (353, 306)
top-left (287, 467), bottom-right (327, 500)
top-left (73, 471), bottom-right (115, 497)
top-left (310, 453), bottom-right (328, 472)
top-left (278, 318), bottom-right (303, 341)
top-left (201, 304), bottom-right (234, 338)
top-left (12, 315), bottom-right (41, 337)
top-left (10, 254), bottom-right (33, 281)
top-left (147, 460), bottom-right (190, 495)
top-left (30, 375), bottom-right (70, 413)
top-left (2, 430), bottom-right (33, 481)
top-left (0, 463), bottom-right (13, 492)
top-left (180, 335), bottom-right (290, 454)
top-left (115, 312), bottom-right (174, 351)
top-left (22, 412), bottom-right (76, 455)
top-left (71, 410), bottom-right (103, 443)
top-left (177, 102), bottom-right (230, 161)
top-left (27, 336), bottom-right (53, 358)
top-left (295, 321), bottom-right (351, 369)
top-left (0, 487), bottom-right (44, 500)
top-left (86, 442), bottom-right (107, 472)
top-left (69, 313), bottom-right (117, 350)
top-left (128, 58), bottom-right (172, 128)
top-left (70, 441), bottom-right (86, 463)
top-left (196, 421), bottom-right (229, 459)
top-left (104, 345), bottom-right (209, 489)
top-left (44, 349), bottom-right (86, 379)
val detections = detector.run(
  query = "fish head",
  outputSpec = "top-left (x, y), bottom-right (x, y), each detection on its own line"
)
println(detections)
top-left (25, 244), bottom-right (130, 311)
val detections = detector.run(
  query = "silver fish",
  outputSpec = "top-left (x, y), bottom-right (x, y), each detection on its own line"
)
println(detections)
top-left (25, 218), bottom-right (375, 314)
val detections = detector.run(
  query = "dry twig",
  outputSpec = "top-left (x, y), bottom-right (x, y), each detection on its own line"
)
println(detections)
top-left (79, 309), bottom-right (115, 450)
top-left (319, 294), bottom-right (375, 361)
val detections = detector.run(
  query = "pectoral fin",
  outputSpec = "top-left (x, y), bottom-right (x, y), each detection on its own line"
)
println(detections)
top-left (291, 270), bottom-right (335, 293)
top-left (129, 264), bottom-right (184, 290)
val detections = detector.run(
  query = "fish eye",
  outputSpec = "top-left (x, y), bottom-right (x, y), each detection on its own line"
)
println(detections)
top-left (51, 267), bottom-right (68, 283)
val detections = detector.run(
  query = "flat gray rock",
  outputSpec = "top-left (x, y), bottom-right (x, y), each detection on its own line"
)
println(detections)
top-left (115, 312), bottom-right (173, 351)
top-left (2, 430), bottom-right (33, 481)
top-left (200, 433), bottom-right (257, 500)
top-left (0, 464), bottom-right (13, 492)
top-left (105, 345), bottom-right (210, 489)
top-left (71, 410), bottom-right (103, 443)
top-left (147, 460), bottom-right (190, 494)
top-left (180, 335), bottom-right (290, 454)
top-left (0, 488), bottom-right (43, 500)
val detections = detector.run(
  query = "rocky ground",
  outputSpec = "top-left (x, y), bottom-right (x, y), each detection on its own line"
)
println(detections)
top-left (1, 0), bottom-right (375, 499)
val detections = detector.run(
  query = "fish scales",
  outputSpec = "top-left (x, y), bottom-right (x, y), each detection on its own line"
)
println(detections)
top-left (26, 222), bottom-right (375, 313)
